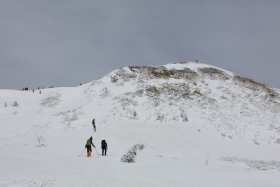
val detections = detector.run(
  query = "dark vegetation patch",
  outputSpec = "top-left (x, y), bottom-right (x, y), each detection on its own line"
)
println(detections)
top-left (145, 86), bottom-right (161, 96)
top-left (145, 83), bottom-right (193, 100)
top-left (199, 67), bottom-right (231, 80)
top-left (169, 68), bottom-right (199, 80)
top-left (150, 67), bottom-right (174, 78)
top-left (233, 75), bottom-right (278, 98)
top-left (111, 68), bottom-right (137, 83)
top-left (121, 144), bottom-right (145, 163)
top-left (129, 66), bottom-right (198, 80)
top-left (129, 66), bottom-right (173, 78)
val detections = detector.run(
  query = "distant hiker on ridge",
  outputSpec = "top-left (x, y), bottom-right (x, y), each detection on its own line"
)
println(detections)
top-left (85, 136), bottom-right (96, 157)
top-left (92, 118), bottom-right (96, 132)
top-left (101, 140), bottom-right (108, 156)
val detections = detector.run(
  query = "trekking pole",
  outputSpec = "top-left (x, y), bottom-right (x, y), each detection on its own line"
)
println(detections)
top-left (78, 148), bottom-right (86, 157)
top-left (94, 147), bottom-right (99, 157)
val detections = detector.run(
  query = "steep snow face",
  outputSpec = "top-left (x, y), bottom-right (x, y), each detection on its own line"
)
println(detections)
top-left (1, 61), bottom-right (280, 187)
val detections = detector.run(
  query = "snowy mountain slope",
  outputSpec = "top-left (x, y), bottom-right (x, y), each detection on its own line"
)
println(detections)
top-left (0, 61), bottom-right (280, 187)
top-left (81, 61), bottom-right (280, 143)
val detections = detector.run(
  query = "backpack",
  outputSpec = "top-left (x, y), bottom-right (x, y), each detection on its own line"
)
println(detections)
top-left (101, 140), bottom-right (107, 147)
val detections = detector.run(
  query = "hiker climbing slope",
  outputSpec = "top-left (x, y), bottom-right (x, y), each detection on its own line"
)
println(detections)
top-left (85, 136), bottom-right (96, 157)
top-left (92, 118), bottom-right (96, 132)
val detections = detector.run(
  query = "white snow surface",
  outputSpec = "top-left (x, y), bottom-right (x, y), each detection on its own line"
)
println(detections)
top-left (1, 61), bottom-right (280, 186)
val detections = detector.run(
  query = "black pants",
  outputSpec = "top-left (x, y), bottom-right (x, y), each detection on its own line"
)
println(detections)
top-left (86, 145), bottom-right (92, 153)
top-left (102, 148), bottom-right (107, 156)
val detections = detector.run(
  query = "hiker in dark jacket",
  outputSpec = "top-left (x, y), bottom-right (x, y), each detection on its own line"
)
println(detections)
top-left (92, 118), bottom-right (96, 132)
top-left (85, 136), bottom-right (95, 157)
top-left (101, 140), bottom-right (108, 156)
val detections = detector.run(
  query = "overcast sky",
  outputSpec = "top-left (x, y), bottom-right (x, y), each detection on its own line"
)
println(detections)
top-left (0, 0), bottom-right (279, 89)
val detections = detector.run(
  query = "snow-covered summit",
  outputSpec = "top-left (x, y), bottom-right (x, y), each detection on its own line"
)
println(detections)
top-left (82, 61), bottom-right (280, 143)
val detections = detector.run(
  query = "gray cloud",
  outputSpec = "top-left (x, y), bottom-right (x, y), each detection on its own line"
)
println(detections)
top-left (0, 0), bottom-right (280, 89)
